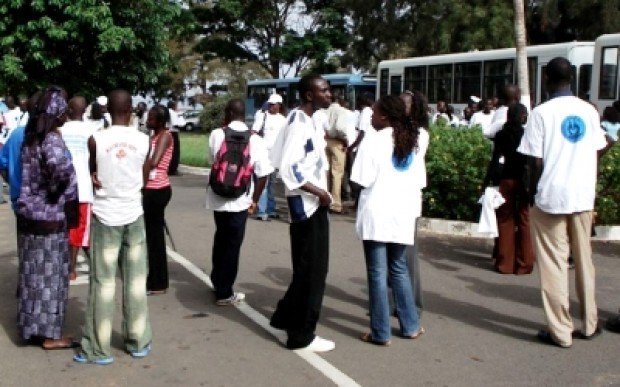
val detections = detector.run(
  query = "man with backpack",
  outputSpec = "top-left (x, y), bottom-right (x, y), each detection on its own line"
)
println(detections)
top-left (206, 99), bottom-right (273, 305)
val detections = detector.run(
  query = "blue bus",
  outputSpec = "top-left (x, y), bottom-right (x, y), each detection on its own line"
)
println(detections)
top-left (245, 73), bottom-right (376, 124)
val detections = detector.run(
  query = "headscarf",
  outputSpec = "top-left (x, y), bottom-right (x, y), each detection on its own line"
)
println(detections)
top-left (23, 86), bottom-right (67, 146)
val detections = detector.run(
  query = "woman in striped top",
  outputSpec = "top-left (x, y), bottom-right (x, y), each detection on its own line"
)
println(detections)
top-left (143, 105), bottom-right (173, 294)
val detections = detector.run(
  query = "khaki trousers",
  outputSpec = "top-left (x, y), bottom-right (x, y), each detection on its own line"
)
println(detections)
top-left (325, 138), bottom-right (346, 212)
top-left (530, 206), bottom-right (597, 346)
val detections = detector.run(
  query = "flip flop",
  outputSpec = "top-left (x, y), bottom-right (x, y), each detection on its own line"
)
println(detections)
top-left (405, 327), bottom-right (425, 339)
top-left (359, 333), bottom-right (391, 346)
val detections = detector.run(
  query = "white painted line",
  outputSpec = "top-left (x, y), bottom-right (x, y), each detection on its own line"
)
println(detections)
top-left (166, 247), bottom-right (362, 387)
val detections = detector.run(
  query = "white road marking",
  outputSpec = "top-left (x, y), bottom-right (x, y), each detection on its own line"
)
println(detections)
top-left (166, 247), bottom-right (362, 387)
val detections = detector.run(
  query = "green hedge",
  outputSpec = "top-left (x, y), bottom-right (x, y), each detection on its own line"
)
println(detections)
top-left (423, 125), bottom-right (620, 225)
top-left (423, 126), bottom-right (490, 222)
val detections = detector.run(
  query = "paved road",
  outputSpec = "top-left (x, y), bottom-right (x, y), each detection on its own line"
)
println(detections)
top-left (1, 174), bottom-right (620, 387)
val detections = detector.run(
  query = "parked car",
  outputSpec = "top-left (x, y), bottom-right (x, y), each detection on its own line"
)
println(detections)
top-left (178, 109), bottom-right (202, 131)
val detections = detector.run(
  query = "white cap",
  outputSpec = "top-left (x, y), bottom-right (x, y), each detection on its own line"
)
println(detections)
top-left (470, 96), bottom-right (481, 103)
top-left (267, 94), bottom-right (283, 104)
top-left (96, 96), bottom-right (108, 106)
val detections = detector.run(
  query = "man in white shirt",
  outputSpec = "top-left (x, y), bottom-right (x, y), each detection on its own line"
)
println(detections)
top-left (251, 94), bottom-right (286, 220)
top-left (269, 74), bottom-right (335, 352)
top-left (485, 84), bottom-right (521, 139)
top-left (206, 99), bottom-right (273, 305)
top-left (325, 97), bottom-right (354, 214)
top-left (59, 96), bottom-right (95, 281)
top-left (167, 100), bottom-right (185, 175)
top-left (75, 89), bottom-right (152, 365)
top-left (518, 57), bottom-right (607, 348)
top-left (470, 98), bottom-right (495, 133)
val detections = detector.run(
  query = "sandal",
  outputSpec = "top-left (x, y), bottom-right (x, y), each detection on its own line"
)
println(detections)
top-left (41, 337), bottom-right (80, 350)
top-left (147, 289), bottom-right (167, 296)
top-left (359, 333), bottom-right (391, 346)
top-left (73, 352), bottom-right (114, 365)
top-left (405, 327), bottom-right (425, 340)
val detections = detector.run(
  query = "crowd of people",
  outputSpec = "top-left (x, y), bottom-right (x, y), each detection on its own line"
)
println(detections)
top-left (0, 56), bottom-right (620, 365)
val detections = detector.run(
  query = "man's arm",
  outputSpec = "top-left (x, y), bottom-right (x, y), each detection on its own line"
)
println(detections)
top-left (524, 155), bottom-right (543, 206)
top-left (87, 135), bottom-right (101, 189)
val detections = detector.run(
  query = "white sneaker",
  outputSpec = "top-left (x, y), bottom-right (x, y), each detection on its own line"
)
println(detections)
top-left (216, 292), bottom-right (246, 306)
top-left (301, 336), bottom-right (335, 352)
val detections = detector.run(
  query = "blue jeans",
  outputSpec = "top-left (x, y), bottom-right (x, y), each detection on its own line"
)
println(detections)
top-left (363, 240), bottom-right (420, 342)
top-left (256, 172), bottom-right (277, 216)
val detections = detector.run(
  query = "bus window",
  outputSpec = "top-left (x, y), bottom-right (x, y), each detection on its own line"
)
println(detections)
top-left (527, 57), bottom-right (537, 104)
top-left (390, 76), bottom-right (402, 95)
top-left (578, 64), bottom-right (592, 100)
top-left (404, 66), bottom-right (427, 94)
top-left (599, 46), bottom-right (619, 100)
top-left (454, 62), bottom-right (482, 103)
top-left (247, 85), bottom-right (276, 109)
top-left (380, 69), bottom-right (389, 96)
top-left (483, 59), bottom-right (514, 99)
top-left (428, 64), bottom-right (452, 103)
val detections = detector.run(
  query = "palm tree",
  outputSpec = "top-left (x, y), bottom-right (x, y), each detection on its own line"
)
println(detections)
top-left (513, 0), bottom-right (530, 107)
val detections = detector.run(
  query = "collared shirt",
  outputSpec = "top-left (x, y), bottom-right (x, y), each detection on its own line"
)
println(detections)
top-left (270, 109), bottom-right (328, 222)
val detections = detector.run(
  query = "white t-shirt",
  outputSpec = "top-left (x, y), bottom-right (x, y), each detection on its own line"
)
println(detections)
top-left (485, 106), bottom-right (508, 138)
top-left (357, 106), bottom-right (373, 132)
top-left (92, 125), bottom-right (150, 226)
top-left (206, 120), bottom-right (274, 212)
top-left (60, 120), bottom-right (95, 203)
top-left (413, 128), bottom-right (430, 218)
top-left (470, 111), bottom-right (494, 133)
top-left (351, 127), bottom-right (425, 245)
top-left (270, 109), bottom-right (329, 223)
top-left (168, 109), bottom-right (184, 133)
top-left (517, 95), bottom-right (606, 214)
top-left (251, 111), bottom-right (286, 151)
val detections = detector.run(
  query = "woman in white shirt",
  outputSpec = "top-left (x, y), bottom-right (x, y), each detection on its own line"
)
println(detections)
top-left (351, 95), bottom-right (425, 346)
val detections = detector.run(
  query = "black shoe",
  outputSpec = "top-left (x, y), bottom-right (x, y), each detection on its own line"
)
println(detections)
top-left (537, 330), bottom-right (570, 348)
top-left (605, 315), bottom-right (620, 333)
top-left (568, 256), bottom-right (575, 269)
top-left (572, 326), bottom-right (602, 340)
top-left (268, 213), bottom-right (280, 219)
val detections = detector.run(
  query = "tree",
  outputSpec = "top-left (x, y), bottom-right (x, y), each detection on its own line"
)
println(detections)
top-left (191, 0), bottom-right (349, 78)
top-left (0, 0), bottom-right (194, 98)
top-left (343, 0), bottom-right (515, 72)
top-left (528, 0), bottom-right (620, 44)
top-left (514, 0), bottom-right (530, 102)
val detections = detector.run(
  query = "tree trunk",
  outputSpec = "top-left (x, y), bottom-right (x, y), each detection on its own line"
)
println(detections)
top-left (513, 0), bottom-right (530, 108)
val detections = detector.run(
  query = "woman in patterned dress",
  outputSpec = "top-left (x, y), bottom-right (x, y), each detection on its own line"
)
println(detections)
top-left (15, 86), bottom-right (78, 349)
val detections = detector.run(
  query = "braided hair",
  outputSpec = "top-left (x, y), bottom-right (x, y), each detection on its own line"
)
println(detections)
top-left (376, 95), bottom-right (420, 166)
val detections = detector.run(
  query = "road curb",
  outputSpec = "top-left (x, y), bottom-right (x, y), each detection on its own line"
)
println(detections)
top-left (178, 164), bottom-right (620, 242)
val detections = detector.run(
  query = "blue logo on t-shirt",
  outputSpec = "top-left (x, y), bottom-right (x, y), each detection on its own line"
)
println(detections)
top-left (561, 116), bottom-right (586, 143)
top-left (392, 151), bottom-right (414, 171)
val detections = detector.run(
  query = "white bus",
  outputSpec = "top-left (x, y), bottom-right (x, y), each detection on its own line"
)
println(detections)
top-left (590, 33), bottom-right (620, 114)
top-left (377, 42), bottom-right (595, 113)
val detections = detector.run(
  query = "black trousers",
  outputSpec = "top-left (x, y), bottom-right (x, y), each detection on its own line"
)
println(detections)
top-left (211, 210), bottom-right (248, 300)
top-left (144, 186), bottom-right (172, 291)
top-left (271, 207), bottom-right (329, 349)
top-left (168, 131), bottom-right (180, 175)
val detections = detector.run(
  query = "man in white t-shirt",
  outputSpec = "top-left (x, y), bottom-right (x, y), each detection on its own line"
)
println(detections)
top-left (167, 100), bottom-right (184, 175)
top-left (469, 98), bottom-right (495, 133)
top-left (75, 89), bottom-right (152, 365)
top-left (59, 96), bottom-right (95, 281)
top-left (206, 99), bottom-right (273, 305)
top-left (251, 94), bottom-right (286, 220)
top-left (269, 75), bottom-right (335, 353)
top-left (486, 84), bottom-right (521, 139)
top-left (518, 57), bottom-right (607, 349)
